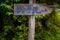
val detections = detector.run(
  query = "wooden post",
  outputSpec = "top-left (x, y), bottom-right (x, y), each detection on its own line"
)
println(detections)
top-left (28, 15), bottom-right (35, 40)
top-left (28, 0), bottom-right (35, 40)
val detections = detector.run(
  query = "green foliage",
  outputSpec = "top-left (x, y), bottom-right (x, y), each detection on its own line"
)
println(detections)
top-left (35, 8), bottom-right (60, 40)
top-left (37, 0), bottom-right (47, 3)
top-left (14, 0), bottom-right (29, 3)
top-left (0, 0), bottom-right (60, 40)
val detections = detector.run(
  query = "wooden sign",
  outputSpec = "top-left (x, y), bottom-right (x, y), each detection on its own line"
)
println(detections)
top-left (14, 4), bottom-right (53, 15)
top-left (14, 0), bottom-right (54, 40)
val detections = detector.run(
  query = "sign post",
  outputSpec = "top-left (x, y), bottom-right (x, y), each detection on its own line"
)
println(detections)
top-left (28, 0), bottom-right (35, 40)
top-left (14, 0), bottom-right (53, 40)
top-left (28, 15), bottom-right (35, 40)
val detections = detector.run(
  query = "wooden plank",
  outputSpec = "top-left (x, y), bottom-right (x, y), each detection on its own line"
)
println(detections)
top-left (14, 4), bottom-right (32, 15)
top-left (14, 4), bottom-right (53, 15)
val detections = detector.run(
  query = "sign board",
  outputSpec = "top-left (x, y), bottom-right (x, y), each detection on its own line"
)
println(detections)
top-left (14, 4), bottom-right (53, 15)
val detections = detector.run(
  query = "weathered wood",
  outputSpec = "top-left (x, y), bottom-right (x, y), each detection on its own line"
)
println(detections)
top-left (28, 15), bottom-right (35, 40)
top-left (28, 0), bottom-right (35, 40)
top-left (14, 4), bottom-right (32, 15)
top-left (14, 4), bottom-right (53, 15)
